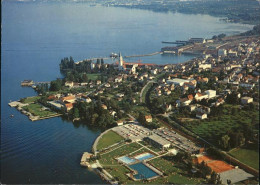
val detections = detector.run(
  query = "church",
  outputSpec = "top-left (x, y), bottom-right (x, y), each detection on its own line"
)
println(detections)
top-left (115, 52), bottom-right (138, 74)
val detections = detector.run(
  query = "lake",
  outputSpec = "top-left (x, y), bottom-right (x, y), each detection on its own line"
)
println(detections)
top-left (1, 1), bottom-right (253, 184)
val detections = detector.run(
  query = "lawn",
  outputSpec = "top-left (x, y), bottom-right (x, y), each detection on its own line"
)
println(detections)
top-left (96, 130), bottom-right (124, 151)
top-left (229, 147), bottom-right (259, 170)
top-left (87, 73), bottom-right (101, 81)
top-left (148, 156), bottom-right (203, 184)
top-left (23, 103), bottom-right (56, 117)
top-left (21, 96), bottom-right (41, 104)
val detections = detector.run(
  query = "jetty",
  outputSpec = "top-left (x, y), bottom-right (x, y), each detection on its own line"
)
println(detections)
top-left (80, 152), bottom-right (93, 167)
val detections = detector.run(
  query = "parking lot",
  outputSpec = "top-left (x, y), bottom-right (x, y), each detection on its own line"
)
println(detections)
top-left (113, 124), bottom-right (201, 153)
top-left (153, 128), bottom-right (201, 153)
top-left (112, 124), bottom-right (152, 142)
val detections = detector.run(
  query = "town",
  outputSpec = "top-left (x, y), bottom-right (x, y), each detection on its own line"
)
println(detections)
top-left (9, 27), bottom-right (259, 184)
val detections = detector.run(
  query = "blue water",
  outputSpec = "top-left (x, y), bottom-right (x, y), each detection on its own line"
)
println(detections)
top-left (129, 163), bottom-right (159, 179)
top-left (117, 156), bottom-right (137, 164)
top-left (134, 153), bottom-right (154, 161)
top-left (1, 0), bottom-right (253, 184)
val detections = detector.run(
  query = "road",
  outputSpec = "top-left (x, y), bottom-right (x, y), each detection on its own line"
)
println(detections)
top-left (139, 80), bottom-right (155, 103)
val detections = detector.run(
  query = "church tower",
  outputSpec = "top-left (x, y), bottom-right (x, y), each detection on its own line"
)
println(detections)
top-left (119, 52), bottom-right (124, 67)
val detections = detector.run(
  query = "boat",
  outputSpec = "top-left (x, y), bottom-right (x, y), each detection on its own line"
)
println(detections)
top-left (110, 53), bottom-right (118, 58)
top-left (10, 114), bottom-right (14, 117)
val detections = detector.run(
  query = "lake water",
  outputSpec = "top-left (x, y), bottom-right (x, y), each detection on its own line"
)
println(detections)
top-left (1, 1), bottom-right (253, 184)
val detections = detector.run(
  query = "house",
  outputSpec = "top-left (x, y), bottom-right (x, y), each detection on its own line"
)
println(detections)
top-left (60, 95), bottom-right (76, 103)
top-left (189, 104), bottom-right (197, 112)
top-left (165, 90), bottom-right (171, 95)
top-left (65, 81), bottom-right (74, 88)
top-left (82, 96), bottom-right (92, 103)
top-left (96, 80), bottom-right (101, 85)
top-left (117, 93), bottom-right (124, 98)
top-left (212, 98), bottom-right (225, 107)
top-left (195, 93), bottom-right (208, 101)
top-left (117, 120), bottom-right (124, 126)
top-left (105, 83), bottom-right (111, 88)
top-left (176, 98), bottom-right (191, 107)
top-left (196, 105), bottom-right (211, 114)
top-left (65, 103), bottom-right (74, 112)
top-left (196, 113), bottom-right (207, 119)
top-left (165, 104), bottom-right (172, 112)
top-left (115, 77), bottom-right (122, 83)
top-left (151, 69), bottom-right (158, 75)
top-left (204, 90), bottom-right (216, 99)
top-left (145, 115), bottom-right (153, 122)
top-left (241, 97), bottom-right (253, 105)
top-left (101, 104), bottom-right (107, 110)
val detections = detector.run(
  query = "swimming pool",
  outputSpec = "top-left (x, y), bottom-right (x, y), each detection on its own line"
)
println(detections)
top-left (129, 163), bottom-right (159, 179)
top-left (134, 152), bottom-right (154, 161)
top-left (117, 156), bottom-right (137, 164)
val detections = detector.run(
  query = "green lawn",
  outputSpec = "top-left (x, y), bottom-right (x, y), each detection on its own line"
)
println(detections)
top-left (148, 157), bottom-right (203, 184)
top-left (97, 130), bottom-right (124, 151)
top-left (23, 103), bottom-right (56, 117)
top-left (21, 96), bottom-right (41, 104)
top-left (229, 148), bottom-right (259, 170)
top-left (87, 73), bottom-right (101, 81)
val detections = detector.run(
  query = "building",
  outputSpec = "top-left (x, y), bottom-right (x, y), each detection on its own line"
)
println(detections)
top-left (144, 134), bottom-right (171, 150)
top-left (60, 95), bottom-right (76, 103)
top-left (218, 49), bottom-right (227, 56)
top-left (189, 38), bottom-right (206, 43)
top-left (65, 81), bottom-right (74, 88)
top-left (198, 63), bottom-right (212, 70)
top-left (145, 115), bottom-right (153, 122)
top-left (117, 120), bottom-right (124, 126)
top-left (195, 93), bottom-right (208, 101)
top-left (241, 97), bottom-right (253, 105)
top-left (21, 80), bottom-right (34, 86)
top-left (196, 113), bottom-right (207, 119)
top-left (65, 103), bottom-right (73, 112)
top-left (167, 78), bottom-right (190, 86)
top-left (204, 90), bottom-right (216, 99)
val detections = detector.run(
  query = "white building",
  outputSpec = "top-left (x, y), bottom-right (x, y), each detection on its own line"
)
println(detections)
top-left (198, 63), bottom-right (212, 70)
top-left (218, 49), bottom-right (227, 57)
top-left (167, 78), bottom-right (190, 86)
top-left (241, 97), bottom-right (253, 105)
top-left (204, 90), bottom-right (216, 99)
top-left (196, 113), bottom-right (207, 119)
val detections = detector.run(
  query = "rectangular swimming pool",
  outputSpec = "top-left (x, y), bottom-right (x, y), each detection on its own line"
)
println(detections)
top-left (129, 163), bottom-right (159, 179)
top-left (117, 156), bottom-right (137, 164)
top-left (134, 152), bottom-right (154, 161)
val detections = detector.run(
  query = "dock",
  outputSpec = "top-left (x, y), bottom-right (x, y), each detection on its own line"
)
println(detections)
top-left (80, 152), bottom-right (93, 167)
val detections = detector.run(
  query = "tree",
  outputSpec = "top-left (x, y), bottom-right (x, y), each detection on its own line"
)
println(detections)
top-left (219, 135), bottom-right (230, 150)
top-left (81, 73), bottom-right (88, 82)
top-left (49, 79), bottom-right (62, 91)
top-left (96, 59), bottom-right (101, 65)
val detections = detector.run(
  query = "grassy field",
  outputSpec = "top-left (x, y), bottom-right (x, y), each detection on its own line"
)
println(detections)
top-left (23, 103), bottom-right (56, 117)
top-left (148, 156), bottom-right (203, 184)
top-left (96, 130), bottom-right (124, 151)
top-left (229, 147), bottom-right (259, 170)
top-left (87, 73), bottom-right (101, 81)
top-left (21, 96), bottom-right (41, 104)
